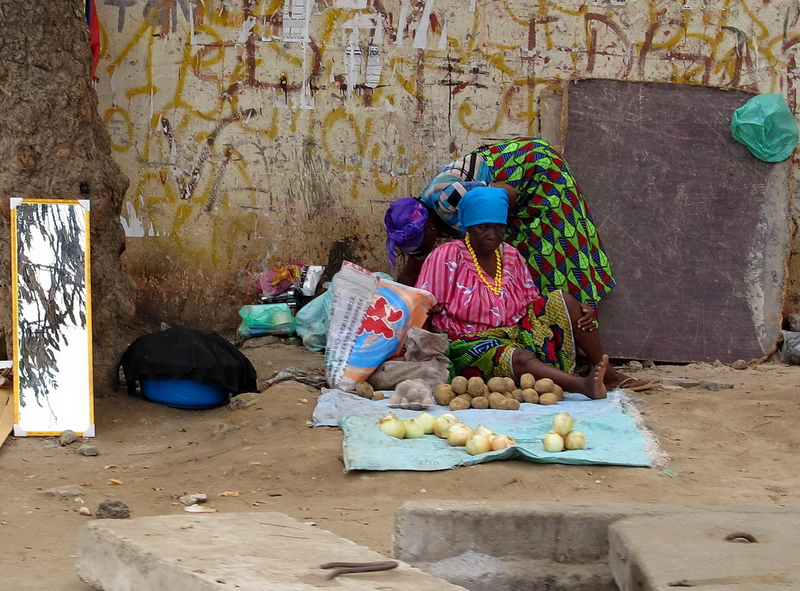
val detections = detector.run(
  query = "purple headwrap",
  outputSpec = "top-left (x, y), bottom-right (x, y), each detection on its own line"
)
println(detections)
top-left (384, 197), bottom-right (429, 267)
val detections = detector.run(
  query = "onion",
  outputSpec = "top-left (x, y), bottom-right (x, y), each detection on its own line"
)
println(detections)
top-left (433, 413), bottom-right (459, 438)
top-left (416, 411), bottom-right (436, 434)
top-left (542, 430), bottom-right (564, 452)
top-left (378, 412), bottom-right (406, 439)
top-left (564, 430), bottom-right (586, 450)
top-left (466, 434), bottom-right (492, 455)
top-left (447, 423), bottom-right (474, 446)
top-left (552, 412), bottom-right (574, 437)
top-left (476, 424), bottom-right (495, 437)
top-left (490, 434), bottom-right (516, 451)
top-left (403, 418), bottom-right (425, 439)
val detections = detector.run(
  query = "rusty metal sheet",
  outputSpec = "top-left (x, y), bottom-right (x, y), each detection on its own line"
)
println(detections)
top-left (564, 80), bottom-right (789, 363)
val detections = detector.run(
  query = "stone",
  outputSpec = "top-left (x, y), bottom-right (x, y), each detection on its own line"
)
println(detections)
top-left (78, 444), bottom-right (99, 456)
top-left (228, 396), bottom-right (246, 410)
top-left (731, 359), bottom-right (748, 370)
top-left (59, 430), bottom-right (79, 445)
top-left (661, 379), bottom-right (700, 388)
top-left (627, 360), bottom-right (643, 371)
top-left (40, 486), bottom-right (84, 500)
top-left (178, 493), bottom-right (207, 506)
top-left (786, 313), bottom-right (800, 332)
top-left (96, 500), bottom-right (130, 519)
top-left (699, 381), bottom-right (734, 391)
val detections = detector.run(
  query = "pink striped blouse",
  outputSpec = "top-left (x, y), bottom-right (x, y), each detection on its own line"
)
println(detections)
top-left (415, 240), bottom-right (542, 335)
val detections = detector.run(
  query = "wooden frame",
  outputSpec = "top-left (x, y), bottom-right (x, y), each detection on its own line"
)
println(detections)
top-left (11, 198), bottom-right (94, 436)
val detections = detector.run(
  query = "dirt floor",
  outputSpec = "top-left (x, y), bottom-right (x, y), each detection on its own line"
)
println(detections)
top-left (0, 337), bottom-right (798, 590)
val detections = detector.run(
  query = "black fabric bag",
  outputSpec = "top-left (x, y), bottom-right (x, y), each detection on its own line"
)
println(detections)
top-left (120, 326), bottom-right (258, 395)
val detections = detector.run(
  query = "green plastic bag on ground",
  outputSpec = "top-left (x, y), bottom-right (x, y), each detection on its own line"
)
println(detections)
top-left (731, 94), bottom-right (798, 162)
top-left (237, 303), bottom-right (295, 338)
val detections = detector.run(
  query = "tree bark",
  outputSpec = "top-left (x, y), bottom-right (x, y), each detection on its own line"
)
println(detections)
top-left (0, 0), bottom-right (136, 394)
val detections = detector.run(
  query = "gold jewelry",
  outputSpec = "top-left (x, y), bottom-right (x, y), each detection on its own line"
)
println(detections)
top-left (465, 234), bottom-right (503, 295)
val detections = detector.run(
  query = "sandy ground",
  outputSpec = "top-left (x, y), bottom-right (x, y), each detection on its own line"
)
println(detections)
top-left (0, 337), bottom-right (798, 590)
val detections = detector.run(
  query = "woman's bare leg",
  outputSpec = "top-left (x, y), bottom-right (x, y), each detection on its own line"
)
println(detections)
top-left (512, 349), bottom-right (609, 400)
top-left (560, 292), bottom-right (647, 389)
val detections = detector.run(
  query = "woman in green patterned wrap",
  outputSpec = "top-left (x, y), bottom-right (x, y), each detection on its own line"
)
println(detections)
top-left (405, 137), bottom-right (614, 311)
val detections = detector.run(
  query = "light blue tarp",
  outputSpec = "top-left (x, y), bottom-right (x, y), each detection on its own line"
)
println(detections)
top-left (312, 389), bottom-right (664, 472)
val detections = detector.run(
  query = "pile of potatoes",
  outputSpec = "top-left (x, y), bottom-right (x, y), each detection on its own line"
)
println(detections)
top-left (433, 374), bottom-right (564, 411)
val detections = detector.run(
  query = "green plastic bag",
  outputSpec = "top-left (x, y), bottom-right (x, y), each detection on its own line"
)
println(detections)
top-left (731, 94), bottom-right (798, 162)
top-left (237, 303), bottom-right (295, 338)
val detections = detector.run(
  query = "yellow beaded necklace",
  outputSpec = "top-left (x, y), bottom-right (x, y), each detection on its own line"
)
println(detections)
top-left (465, 234), bottom-right (503, 295)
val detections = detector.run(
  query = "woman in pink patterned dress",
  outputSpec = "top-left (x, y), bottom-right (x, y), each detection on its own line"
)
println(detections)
top-left (415, 186), bottom-right (644, 398)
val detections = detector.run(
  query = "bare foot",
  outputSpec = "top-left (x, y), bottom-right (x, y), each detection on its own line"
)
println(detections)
top-left (583, 354), bottom-right (608, 400)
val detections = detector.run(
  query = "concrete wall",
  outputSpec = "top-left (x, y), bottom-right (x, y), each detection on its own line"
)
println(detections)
top-left (93, 0), bottom-right (800, 330)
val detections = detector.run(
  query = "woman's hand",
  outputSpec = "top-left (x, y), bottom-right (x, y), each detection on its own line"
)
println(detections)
top-left (576, 304), bottom-right (597, 332)
top-left (489, 182), bottom-right (519, 214)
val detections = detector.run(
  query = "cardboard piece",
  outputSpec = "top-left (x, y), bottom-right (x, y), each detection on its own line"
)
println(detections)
top-left (564, 80), bottom-right (789, 363)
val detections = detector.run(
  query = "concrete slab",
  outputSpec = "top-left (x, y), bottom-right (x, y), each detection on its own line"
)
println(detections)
top-left (394, 500), bottom-right (694, 563)
top-left (393, 501), bottom-right (800, 591)
top-left (609, 512), bottom-right (800, 591)
top-left (77, 512), bottom-right (468, 591)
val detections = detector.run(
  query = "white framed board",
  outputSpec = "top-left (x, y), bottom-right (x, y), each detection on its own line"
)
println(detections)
top-left (11, 198), bottom-right (94, 436)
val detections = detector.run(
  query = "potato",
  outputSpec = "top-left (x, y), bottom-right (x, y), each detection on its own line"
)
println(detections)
top-left (388, 393), bottom-right (402, 406)
top-left (470, 396), bottom-right (489, 409)
top-left (488, 392), bottom-right (507, 409)
top-left (433, 384), bottom-right (455, 406)
top-left (510, 388), bottom-right (524, 402)
top-left (487, 377), bottom-right (508, 393)
top-left (449, 397), bottom-right (470, 411)
top-left (551, 384), bottom-right (564, 401)
top-left (406, 387), bottom-right (423, 402)
top-left (499, 398), bottom-right (520, 410)
top-left (451, 376), bottom-right (468, 394)
top-left (534, 378), bottom-right (555, 394)
top-left (539, 392), bottom-right (558, 405)
top-left (520, 373), bottom-right (536, 390)
top-left (456, 393), bottom-right (473, 403)
top-left (355, 381), bottom-right (374, 399)
top-left (467, 376), bottom-right (486, 397)
top-left (373, 390), bottom-right (385, 401)
top-left (521, 388), bottom-right (539, 404)
top-left (504, 377), bottom-right (516, 392)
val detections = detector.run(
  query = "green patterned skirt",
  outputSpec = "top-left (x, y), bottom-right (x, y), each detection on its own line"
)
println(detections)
top-left (443, 290), bottom-right (576, 381)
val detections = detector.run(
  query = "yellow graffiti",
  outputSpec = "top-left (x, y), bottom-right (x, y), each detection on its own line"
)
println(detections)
top-left (103, 106), bottom-right (134, 152)
top-left (96, 0), bottom-right (799, 283)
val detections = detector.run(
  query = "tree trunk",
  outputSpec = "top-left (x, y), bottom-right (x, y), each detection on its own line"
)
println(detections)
top-left (0, 0), bottom-right (136, 394)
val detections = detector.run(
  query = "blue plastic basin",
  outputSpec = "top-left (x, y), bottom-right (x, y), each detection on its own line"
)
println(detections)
top-left (140, 378), bottom-right (228, 410)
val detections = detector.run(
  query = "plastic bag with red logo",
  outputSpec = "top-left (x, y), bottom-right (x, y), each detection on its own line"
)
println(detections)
top-left (325, 261), bottom-right (435, 392)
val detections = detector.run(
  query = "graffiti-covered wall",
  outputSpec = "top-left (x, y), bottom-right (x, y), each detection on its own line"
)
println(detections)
top-left (94, 0), bottom-right (800, 329)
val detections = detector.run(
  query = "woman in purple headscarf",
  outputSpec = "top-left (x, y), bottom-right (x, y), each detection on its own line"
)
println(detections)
top-left (384, 197), bottom-right (453, 286)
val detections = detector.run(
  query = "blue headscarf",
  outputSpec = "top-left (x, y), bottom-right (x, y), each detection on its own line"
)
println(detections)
top-left (457, 186), bottom-right (509, 229)
top-left (384, 198), bottom-right (429, 267)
